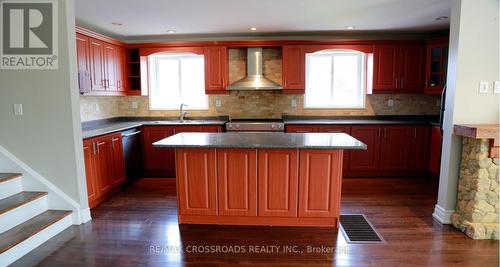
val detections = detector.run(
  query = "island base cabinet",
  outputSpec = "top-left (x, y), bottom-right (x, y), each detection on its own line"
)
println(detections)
top-left (176, 148), bottom-right (342, 228)
top-left (299, 150), bottom-right (342, 222)
top-left (176, 148), bottom-right (218, 216)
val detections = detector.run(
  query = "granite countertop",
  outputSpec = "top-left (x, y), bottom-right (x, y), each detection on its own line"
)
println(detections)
top-left (283, 115), bottom-right (440, 125)
top-left (82, 117), bottom-right (228, 139)
top-left (153, 132), bottom-right (367, 150)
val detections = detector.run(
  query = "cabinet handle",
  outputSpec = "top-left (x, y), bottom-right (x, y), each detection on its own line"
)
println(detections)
top-left (117, 80), bottom-right (121, 89)
top-left (383, 128), bottom-right (387, 138)
top-left (92, 142), bottom-right (96, 155)
top-left (378, 128), bottom-right (382, 138)
top-left (112, 137), bottom-right (120, 149)
top-left (122, 131), bottom-right (141, 137)
top-left (414, 127), bottom-right (417, 139)
top-left (401, 78), bottom-right (404, 88)
top-left (96, 141), bottom-right (105, 154)
top-left (395, 78), bottom-right (398, 88)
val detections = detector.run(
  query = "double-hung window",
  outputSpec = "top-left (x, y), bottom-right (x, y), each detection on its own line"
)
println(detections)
top-left (304, 50), bottom-right (367, 109)
top-left (148, 53), bottom-right (208, 110)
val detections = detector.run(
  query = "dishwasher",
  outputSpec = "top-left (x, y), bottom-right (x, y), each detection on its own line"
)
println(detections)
top-left (121, 127), bottom-right (143, 183)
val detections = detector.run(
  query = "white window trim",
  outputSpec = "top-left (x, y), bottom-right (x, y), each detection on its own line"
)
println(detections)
top-left (304, 50), bottom-right (367, 110)
top-left (148, 53), bottom-right (208, 111)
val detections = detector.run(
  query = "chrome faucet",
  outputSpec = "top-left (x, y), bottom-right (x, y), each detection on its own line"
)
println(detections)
top-left (180, 103), bottom-right (188, 121)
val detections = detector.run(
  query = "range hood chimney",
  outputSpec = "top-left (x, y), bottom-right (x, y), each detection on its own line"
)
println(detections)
top-left (227, 47), bottom-right (283, 90)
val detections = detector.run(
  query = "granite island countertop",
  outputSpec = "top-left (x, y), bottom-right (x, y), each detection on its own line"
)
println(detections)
top-left (153, 132), bottom-right (367, 150)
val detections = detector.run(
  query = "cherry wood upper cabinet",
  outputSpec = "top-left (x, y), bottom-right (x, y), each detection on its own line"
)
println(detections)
top-left (217, 149), bottom-right (257, 217)
top-left (282, 45), bottom-right (306, 94)
top-left (83, 139), bottom-right (98, 204)
top-left (103, 44), bottom-right (118, 91)
top-left (349, 126), bottom-right (381, 171)
top-left (298, 150), bottom-right (342, 219)
top-left (399, 44), bottom-right (424, 92)
top-left (425, 39), bottom-right (449, 94)
top-left (76, 33), bottom-right (91, 93)
top-left (89, 39), bottom-right (106, 91)
top-left (258, 149), bottom-right (299, 217)
top-left (373, 43), bottom-right (425, 93)
top-left (176, 148), bottom-right (218, 216)
top-left (373, 45), bottom-right (399, 92)
top-left (204, 46), bottom-right (228, 94)
top-left (379, 126), bottom-right (411, 171)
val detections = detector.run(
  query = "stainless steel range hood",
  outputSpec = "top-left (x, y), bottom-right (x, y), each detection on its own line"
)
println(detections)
top-left (227, 47), bottom-right (283, 90)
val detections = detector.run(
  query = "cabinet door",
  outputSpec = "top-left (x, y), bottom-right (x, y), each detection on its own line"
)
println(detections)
top-left (349, 126), bottom-right (381, 171)
top-left (104, 44), bottom-right (118, 91)
top-left (258, 149), bottom-right (298, 217)
top-left (115, 46), bottom-right (125, 91)
top-left (317, 126), bottom-right (351, 171)
top-left (173, 126), bottom-right (203, 133)
top-left (379, 126), bottom-right (411, 171)
top-left (89, 39), bottom-right (106, 91)
top-left (282, 45), bottom-right (306, 93)
top-left (176, 148), bottom-right (217, 215)
top-left (286, 125), bottom-right (317, 133)
top-left (408, 126), bottom-right (431, 171)
top-left (201, 125), bottom-right (222, 132)
top-left (204, 46), bottom-right (227, 93)
top-left (83, 139), bottom-right (98, 204)
top-left (94, 136), bottom-right (114, 196)
top-left (373, 45), bottom-right (399, 92)
top-left (217, 149), bottom-right (257, 216)
top-left (399, 44), bottom-right (424, 92)
top-left (425, 43), bottom-right (448, 94)
top-left (110, 134), bottom-right (126, 186)
top-left (428, 126), bottom-right (442, 175)
top-left (76, 33), bottom-right (91, 93)
top-left (299, 150), bottom-right (342, 218)
top-left (142, 126), bottom-right (175, 172)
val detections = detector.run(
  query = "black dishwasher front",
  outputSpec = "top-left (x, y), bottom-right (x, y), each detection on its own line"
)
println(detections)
top-left (121, 127), bottom-right (143, 183)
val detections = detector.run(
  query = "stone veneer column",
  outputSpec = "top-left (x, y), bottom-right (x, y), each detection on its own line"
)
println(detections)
top-left (451, 137), bottom-right (499, 239)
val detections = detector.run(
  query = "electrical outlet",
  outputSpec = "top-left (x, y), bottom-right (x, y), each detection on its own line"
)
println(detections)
top-left (479, 82), bottom-right (489, 94)
top-left (291, 98), bottom-right (297, 108)
top-left (13, 104), bottom-right (23, 116)
top-left (131, 101), bottom-right (138, 109)
top-left (215, 99), bottom-right (222, 108)
top-left (494, 81), bottom-right (500, 94)
top-left (387, 99), bottom-right (394, 107)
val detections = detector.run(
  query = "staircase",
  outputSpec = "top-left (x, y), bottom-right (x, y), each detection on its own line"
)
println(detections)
top-left (0, 173), bottom-right (73, 266)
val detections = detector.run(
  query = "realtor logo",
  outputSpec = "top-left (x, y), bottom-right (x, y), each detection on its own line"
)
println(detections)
top-left (0, 0), bottom-right (58, 69)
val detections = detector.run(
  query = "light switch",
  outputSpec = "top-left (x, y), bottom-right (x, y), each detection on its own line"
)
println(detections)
top-left (215, 99), bottom-right (221, 108)
top-left (291, 98), bottom-right (297, 108)
top-left (479, 82), bottom-right (489, 94)
top-left (13, 104), bottom-right (23, 116)
top-left (131, 101), bottom-right (138, 109)
top-left (387, 99), bottom-right (394, 107)
top-left (494, 81), bottom-right (500, 94)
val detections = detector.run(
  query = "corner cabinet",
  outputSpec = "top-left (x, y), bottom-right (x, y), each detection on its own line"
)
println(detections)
top-left (373, 43), bottom-right (424, 93)
top-left (83, 132), bottom-right (125, 208)
top-left (282, 45), bottom-right (306, 94)
top-left (204, 46), bottom-right (228, 94)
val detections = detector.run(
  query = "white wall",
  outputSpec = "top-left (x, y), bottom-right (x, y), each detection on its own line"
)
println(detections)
top-left (0, 0), bottom-right (88, 210)
top-left (434, 0), bottom-right (500, 224)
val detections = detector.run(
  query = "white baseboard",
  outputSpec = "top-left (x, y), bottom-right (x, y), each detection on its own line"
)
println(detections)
top-left (79, 207), bottom-right (92, 224)
top-left (432, 205), bottom-right (455, 224)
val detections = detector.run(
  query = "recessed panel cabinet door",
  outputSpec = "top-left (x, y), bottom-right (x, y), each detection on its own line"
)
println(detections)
top-left (83, 139), bottom-right (98, 204)
top-left (317, 126), bottom-right (351, 172)
top-left (217, 149), bottom-right (257, 216)
top-left (142, 126), bottom-right (174, 172)
top-left (373, 45), bottom-right (399, 91)
top-left (76, 33), bottom-right (91, 93)
top-left (110, 134), bottom-right (126, 186)
top-left (399, 44), bottom-right (424, 92)
top-left (282, 45), bottom-right (305, 93)
top-left (89, 39), bottom-right (106, 91)
top-left (94, 136), bottom-right (114, 196)
top-left (299, 150), bottom-right (342, 218)
top-left (408, 125), bottom-right (431, 171)
top-left (104, 44), bottom-right (118, 90)
top-left (379, 126), bottom-right (411, 171)
top-left (176, 148), bottom-right (217, 216)
top-left (258, 149), bottom-right (298, 217)
top-left (204, 46), bottom-right (227, 92)
top-left (349, 126), bottom-right (381, 171)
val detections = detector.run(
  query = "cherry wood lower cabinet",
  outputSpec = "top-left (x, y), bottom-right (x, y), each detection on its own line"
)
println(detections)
top-left (83, 132), bottom-right (125, 208)
top-left (176, 148), bottom-right (342, 227)
top-left (142, 125), bottom-right (222, 177)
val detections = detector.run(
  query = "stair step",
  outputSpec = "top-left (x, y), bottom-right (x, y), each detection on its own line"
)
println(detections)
top-left (0, 192), bottom-right (48, 216)
top-left (0, 210), bottom-right (72, 254)
top-left (0, 173), bottom-right (22, 184)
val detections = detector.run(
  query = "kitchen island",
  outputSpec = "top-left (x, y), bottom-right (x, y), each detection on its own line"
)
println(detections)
top-left (154, 132), bottom-right (366, 227)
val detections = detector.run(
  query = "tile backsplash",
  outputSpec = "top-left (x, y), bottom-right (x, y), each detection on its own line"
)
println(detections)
top-left (80, 92), bottom-right (441, 122)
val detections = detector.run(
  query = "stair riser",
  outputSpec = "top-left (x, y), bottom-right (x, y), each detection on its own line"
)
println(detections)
top-left (0, 196), bottom-right (48, 234)
top-left (0, 214), bottom-right (72, 267)
top-left (0, 178), bottom-right (22, 200)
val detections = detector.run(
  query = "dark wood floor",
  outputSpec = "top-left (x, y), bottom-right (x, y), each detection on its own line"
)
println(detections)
top-left (13, 178), bottom-right (499, 267)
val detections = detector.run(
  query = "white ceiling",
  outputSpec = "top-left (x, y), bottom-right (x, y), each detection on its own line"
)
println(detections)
top-left (75, 0), bottom-right (451, 41)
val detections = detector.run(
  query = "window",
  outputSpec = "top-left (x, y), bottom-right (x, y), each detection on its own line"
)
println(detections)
top-left (304, 50), bottom-right (366, 109)
top-left (148, 53), bottom-right (208, 110)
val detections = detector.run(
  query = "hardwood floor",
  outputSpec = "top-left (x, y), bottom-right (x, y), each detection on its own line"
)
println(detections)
top-left (12, 178), bottom-right (499, 267)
